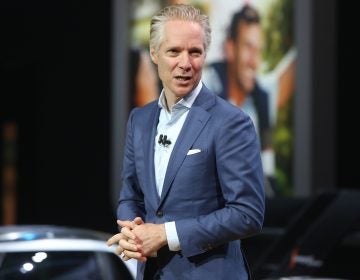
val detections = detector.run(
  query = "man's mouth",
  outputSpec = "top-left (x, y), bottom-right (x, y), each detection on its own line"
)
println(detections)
top-left (175, 76), bottom-right (191, 81)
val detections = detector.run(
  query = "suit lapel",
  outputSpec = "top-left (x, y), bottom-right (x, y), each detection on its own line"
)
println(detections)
top-left (142, 104), bottom-right (161, 204)
top-left (159, 88), bottom-right (216, 205)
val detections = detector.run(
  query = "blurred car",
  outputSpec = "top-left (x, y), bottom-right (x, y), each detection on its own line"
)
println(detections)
top-left (242, 190), bottom-right (360, 280)
top-left (262, 277), bottom-right (349, 280)
top-left (0, 225), bottom-right (137, 280)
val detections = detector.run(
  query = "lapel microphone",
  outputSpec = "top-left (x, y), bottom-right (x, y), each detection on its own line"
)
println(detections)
top-left (158, 134), bottom-right (171, 147)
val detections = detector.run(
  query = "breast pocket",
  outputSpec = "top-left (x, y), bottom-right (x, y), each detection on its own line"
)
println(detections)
top-left (182, 150), bottom-right (207, 167)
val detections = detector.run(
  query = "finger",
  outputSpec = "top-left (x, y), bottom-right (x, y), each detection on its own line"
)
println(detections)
top-left (106, 233), bottom-right (122, 246)
top-left (134, 217), bottom-right (144, 225)
top-left (121, 253), bottom-right (146, 262)
top-left (121, 253), bottom-right (131, 261)
top-left (119, 238), bottom-right (138, 252)
top-left (123, 249), bottom-right (147, 262)
top-left (117, 219), bottom-right (135, 229)
top-left (120, 226), bottom-right (136, 240)
top-left (115, 245), bottom-right (124, 256)
top-left (121, 225), bottom-right (142, 244)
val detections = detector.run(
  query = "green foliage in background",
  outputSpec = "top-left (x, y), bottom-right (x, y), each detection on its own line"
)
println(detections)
top-left (262, 0), bottom-right (294, 196)
top-left (262, 0), bottom-right (294, 71)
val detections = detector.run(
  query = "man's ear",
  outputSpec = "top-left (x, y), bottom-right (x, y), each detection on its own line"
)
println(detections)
top-left (150, 48), bottom-right (158, 64)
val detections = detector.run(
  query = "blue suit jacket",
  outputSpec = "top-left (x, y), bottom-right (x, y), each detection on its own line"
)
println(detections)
top-left (118, 85), bottom-right (265, 280)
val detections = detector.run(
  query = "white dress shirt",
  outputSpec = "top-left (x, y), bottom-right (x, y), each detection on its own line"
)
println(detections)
top-left (154, 81), bottom-right (202, 251)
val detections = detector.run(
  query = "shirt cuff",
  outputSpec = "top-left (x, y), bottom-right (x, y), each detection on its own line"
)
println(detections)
top-left (164, 221), bottom-right (181, 251)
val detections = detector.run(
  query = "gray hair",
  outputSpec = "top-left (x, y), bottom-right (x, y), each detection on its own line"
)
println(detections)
top-left (149, 4), bottom-right (211, 53)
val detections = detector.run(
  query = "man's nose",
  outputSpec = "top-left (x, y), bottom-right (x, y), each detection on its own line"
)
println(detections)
top-left (178, 53), bottom-right (191, 70)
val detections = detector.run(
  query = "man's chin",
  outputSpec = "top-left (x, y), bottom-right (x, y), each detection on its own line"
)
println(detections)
top-left (173, 85), bottom-right (194, 97)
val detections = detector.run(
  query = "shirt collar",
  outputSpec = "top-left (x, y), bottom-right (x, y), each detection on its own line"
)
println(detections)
top-left (158, 81), bottom-right (203, 111)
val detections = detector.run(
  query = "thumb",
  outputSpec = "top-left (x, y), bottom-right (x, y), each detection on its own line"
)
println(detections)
top-left (134, 217), bottom-right (144, 225)
top-left (117, 219), bottom-right (133, 228)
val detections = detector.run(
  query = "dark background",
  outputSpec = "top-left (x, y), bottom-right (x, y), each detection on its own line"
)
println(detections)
top-left (0, 0), bottom-right (114, 232)
top-left (0, 0), bottom-right (358, 233)
top-left (336, 1), bottom-right (359, 189)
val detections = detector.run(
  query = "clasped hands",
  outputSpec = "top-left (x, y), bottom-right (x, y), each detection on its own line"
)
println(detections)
top-left (107, 217), bottom-right (167, 262)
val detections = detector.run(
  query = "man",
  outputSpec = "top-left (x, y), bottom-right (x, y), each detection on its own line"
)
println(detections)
top-left (107, 4), bottom-right (265, 280)
top-left (203, 5), bottom-right (276, 193)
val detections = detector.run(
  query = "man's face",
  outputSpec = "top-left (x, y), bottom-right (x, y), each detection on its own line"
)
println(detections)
top-left (230, 22), bottom-right (262, 94)
top-left (150, 20), bottom-right (206, 100)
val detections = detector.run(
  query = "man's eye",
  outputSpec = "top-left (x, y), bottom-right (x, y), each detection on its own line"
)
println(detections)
top-left (168, 50), bottom-right (179, 56)
top-left (189, 49), bottom-right (203, 57)
top-left (191, 51), bottom-right (202, 57)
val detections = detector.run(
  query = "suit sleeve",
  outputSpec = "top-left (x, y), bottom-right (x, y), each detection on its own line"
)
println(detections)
top-left (116, 108), bottom-right (146, 221)
top-left (175, 111), bottom-right (265, 257)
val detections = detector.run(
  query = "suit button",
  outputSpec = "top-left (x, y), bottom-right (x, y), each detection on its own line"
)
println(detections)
top-left (156, 210), bottom-right (163, 217)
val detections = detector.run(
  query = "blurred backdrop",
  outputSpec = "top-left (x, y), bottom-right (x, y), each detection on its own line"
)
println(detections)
top-left (0, 0), bottom-right (359, 234)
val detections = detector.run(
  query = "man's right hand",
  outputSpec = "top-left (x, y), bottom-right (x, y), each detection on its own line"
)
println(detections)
top-left (107, 217), bottom-right (147, 262)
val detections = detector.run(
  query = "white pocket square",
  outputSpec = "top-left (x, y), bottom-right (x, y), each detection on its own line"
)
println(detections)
top-left (187, 149), bottom-right (201, 155)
